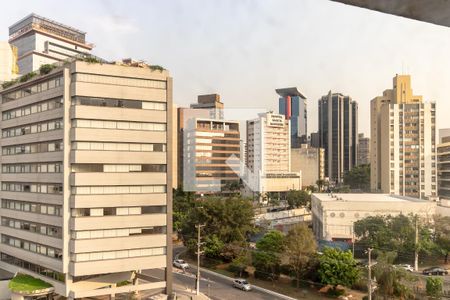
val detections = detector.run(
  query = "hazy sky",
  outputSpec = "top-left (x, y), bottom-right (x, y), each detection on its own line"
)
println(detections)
top-left (2, 0), bottom-right (450, 135)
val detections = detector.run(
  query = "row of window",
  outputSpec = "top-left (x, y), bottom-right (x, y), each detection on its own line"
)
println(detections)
top-left (71, 185), bottom-right (166, 195)
top-left (2, 140), bottom-right (63, 156)
top-left (2, 162), bottom-right (62, 174)
top-left (72, 205), bottom-right (166, 217)
top-left (1, 199), bottom-right (62, 216)
top-left (71, 164), bottom-right (166, 173)
top-left (72, 246), bottom-right (166, 262)
top-left (1, 235), bottom-right (62, 260)
top-left (2, 182), bottom-right (62, 194)
top-left (73, 119), bottom-right (166, 131)
top-left (2, 76), bottom-right (63, 103)
top-left (2, 217), bottom-right (62, 238)
top-left (2, 119), bottom-right (63, 138)
top-left (2, 98), bottom-right (63, 120)
top-left (72, 142), bottom-right (166, 152)
top-left (72, 96), bottom-right (166, 111)
top-left (73, 73), bottom-right (166, 89)
top-left (1, 253), bottom-right (65, 282)
top-left (71, 226), bottom-right (166, 240)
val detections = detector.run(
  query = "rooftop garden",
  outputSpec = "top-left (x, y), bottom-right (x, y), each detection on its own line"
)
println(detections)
top-left (8, 273), bottom-right (53, 294)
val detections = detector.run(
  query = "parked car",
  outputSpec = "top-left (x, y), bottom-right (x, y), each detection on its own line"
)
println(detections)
top-left (394, 264), bottom-right (414, 272)
top-left (232, 279), bottom-right (251, 291)
top-left (422, 267), bottom-right (448, 276)
top-left (173, 259), bottom-right (189, 269)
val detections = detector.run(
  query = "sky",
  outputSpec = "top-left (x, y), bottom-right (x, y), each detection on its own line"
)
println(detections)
top-left (2, 0), bottom-right (450, 136)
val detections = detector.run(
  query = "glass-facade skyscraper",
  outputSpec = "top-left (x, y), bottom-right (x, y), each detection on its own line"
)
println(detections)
top-left (276, 87), bottom-right (307, 148)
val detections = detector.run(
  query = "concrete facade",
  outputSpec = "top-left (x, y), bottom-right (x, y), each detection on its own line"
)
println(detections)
top-left (0, 42), bottom-right (19, 82)
top-left (8, 14), bottom-right (92, 74)
top-left (290, 144), bottom-right (324, 188)
top-left (311, 193), bottom-right (436, 241)
top-left (246, 112), bottom-right (301, 193)
top-left (0, 60), bottom-right (172, 298)
top-left (184, 118), bottom-right (240, 193)
top-left (370, 75), bottom-right (437, 200)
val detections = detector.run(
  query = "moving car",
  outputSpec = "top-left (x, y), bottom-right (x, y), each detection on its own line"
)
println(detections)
top-left (173, 259), bottom-right (189, 269)
top-left (232, 279), bottom-right (251, 291)
top-left (394, 264), bottom-right (414, 272)
top-left (422, 267), bottom-right (448, 276)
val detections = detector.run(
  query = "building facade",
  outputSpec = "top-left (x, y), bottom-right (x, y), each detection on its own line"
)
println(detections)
top-left (371, 75), bottom-right (437, 200)
top-left (438, 130), bottom-right (450, 216)
top-left (184, 118), bottom-right (240, 193)
top-left (246, 112), bottom-right (301, 193)
top-left (0, 60), bottom-right (172, 298)
top-left (318, 92), bottom-right (358, 183)
top-left (190, 94), bottom-right (224, 120)
top-left (0, 42), bottom-right (19, 82)
top-left (357, 133), bottom-right (370, 165)
top-left (8, 14), bottom-right (92, 74)
top-left (311, 193), bottom-right (436, 241)
top-left (276, 87), bottom-right (307, 148)
top-left (290, 144), bottom-right (324, 188)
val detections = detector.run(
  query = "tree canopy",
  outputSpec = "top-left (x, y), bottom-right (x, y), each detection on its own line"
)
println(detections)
top-left (343, 164), bottom-right (370, 191)
top-left (317, 247), bottom-right (360, 288)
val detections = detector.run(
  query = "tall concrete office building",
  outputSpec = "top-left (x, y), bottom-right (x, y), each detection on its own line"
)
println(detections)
top-left (276, 87), bottom-right (307, 148)
top-left (0, 60), bottom-right (173, 298)
top-left (246, 112), bottom-right (301, 193)
top-left (371, 74), bottom-right (436, 200)
top-left (184, 119), bottom-right (240, 193)
top-left (190, 93), bottom-right (224, 120)
top-left (8, 14), bottom-right (92, 74)
top-left (290, 144), bottom-right (325, 187)
top-left (357, 133), bottom-right (370, 165)
top-left (438, 130), bottom-right (450, 216)
top-left (318, 92), bottom-right (358, 183)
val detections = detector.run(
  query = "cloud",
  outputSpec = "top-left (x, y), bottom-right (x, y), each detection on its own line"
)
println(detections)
top-left (94, 15), bottom-right (140, 34)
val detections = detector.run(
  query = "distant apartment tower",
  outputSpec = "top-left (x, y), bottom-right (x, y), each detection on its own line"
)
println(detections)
top-left (438, 130), bottom-right (450, 216)
top-left (0, 60), bottom-right (173, 297)
top-left (177, 94), bottom-right (225, 189)
top-left (0, 42), bottom-right (19, 82)
top-left (310, 132), bottom-right (320, 148)
top-left (357, 133), bottom-right (370, 165)
top-left (371, 74), bottom-right (436, 200)
top-left (246, 112), bottom-right (301, 193)
top-left (184, 119), bottom-right (240, 193)
top-left (318, 92), bottom-right (358, 183)
top-left (8, 13), bottom-right (92, 74)
top-left (276, 87), bottom-right (307, 148)
top-left (290, 144), bottom-right (324, 187)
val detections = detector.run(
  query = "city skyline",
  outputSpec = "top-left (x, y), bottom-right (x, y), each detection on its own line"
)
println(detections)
top-left (1, 0), bottom-right (449, 137)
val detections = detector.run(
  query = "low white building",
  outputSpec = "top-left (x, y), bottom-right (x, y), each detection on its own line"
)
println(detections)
top-left (311, 193), bottom-right (436, 241)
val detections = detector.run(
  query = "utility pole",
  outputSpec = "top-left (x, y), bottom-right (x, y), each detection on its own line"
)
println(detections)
top-left (352, 223), bottom-right (355, 258)
top-left (367, 248), bottom-right (373, 300)
top-left (195, 224), bottom-right (205, 295)
top-left (414, 216), bottom-right (419, 271)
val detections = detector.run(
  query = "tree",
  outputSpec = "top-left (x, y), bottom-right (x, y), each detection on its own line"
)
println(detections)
top-left (426, 277), bottom-right (443, 299)
top-left (316, 179), bottom-right (325, 192)
top-left (354, 214), bottom-right (436, 264)
top-left (286, 189), bottom-right (310, 209)
top-left (434, 215), bottom-right (450, 263)
top-left (173, 188), bottom-right (195, 233)
top-left (373, 251), bottom-right (415, 299)
top-left (343, 164), bottom-right (370, 191)
top-left (203, 234), bottom-right (224, 259)
top-left (317, 247), bottom-right (360, 288)
top-left (252, 230), bottom-right (285, 280)
top-left (283, 224), bottom-right (317, 288)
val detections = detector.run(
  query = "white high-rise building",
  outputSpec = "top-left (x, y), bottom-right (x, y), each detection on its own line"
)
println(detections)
top-left (371, 74), bottom-right (437, 200)
top-left (246, 112), bottom-right (301, 193)
top-left (8, 13), bottom-right (92, 74)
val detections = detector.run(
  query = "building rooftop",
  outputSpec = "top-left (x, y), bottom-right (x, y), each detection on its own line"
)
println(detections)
top-left (275, 87), bottom-right (306, 99)
top-left (9, 13), bottom-right (87, 44)
top-left (313, 193), bottom-right (428, 203)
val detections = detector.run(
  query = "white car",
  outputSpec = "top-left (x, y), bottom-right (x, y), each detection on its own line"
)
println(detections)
top-left (173, 259), bottom-right (189, 269)
top-left (395, 264), bottom-right (414, 272)
top-left (232, 279), bottom-right (251, 291)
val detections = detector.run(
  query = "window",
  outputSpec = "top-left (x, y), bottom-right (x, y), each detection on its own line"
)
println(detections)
top-left (72, 119), bottom-right (166, 131)
top-left (72, 96), bottom-right (166, 111)
top-left (2, 98), bottom-right (63, 120)
top-left (2, 76), bottom-right (63, 103)
top-left (72, 142), bottom-right (166, 152)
